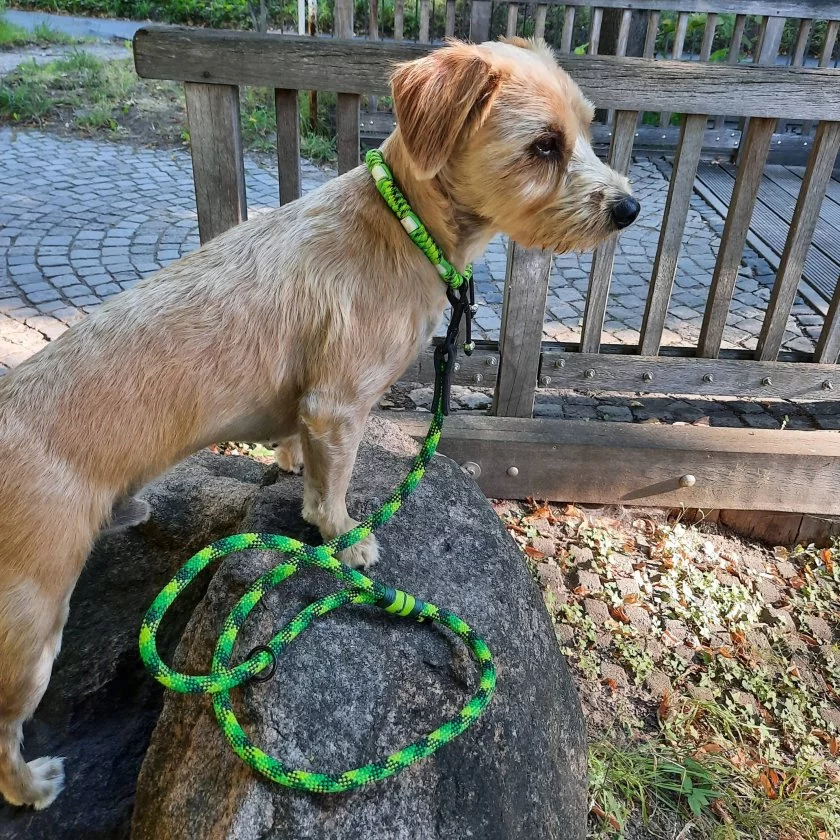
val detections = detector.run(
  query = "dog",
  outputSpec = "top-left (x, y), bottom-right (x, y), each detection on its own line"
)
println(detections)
top-left (0, 36), bottom-right (638, 809)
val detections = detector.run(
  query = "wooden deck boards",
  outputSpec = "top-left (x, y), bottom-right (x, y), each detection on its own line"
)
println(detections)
top-left (694, 161), bottom-right (840, 307)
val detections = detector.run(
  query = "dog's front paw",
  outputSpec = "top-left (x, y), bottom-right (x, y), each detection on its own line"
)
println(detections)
top-left (28, 756), bottom-right (65, 810)
top-left (339, 534), bottom-right (379, 570)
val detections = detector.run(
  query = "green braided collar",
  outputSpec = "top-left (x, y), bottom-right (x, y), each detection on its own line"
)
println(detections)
top-left (366, 149), bottom-right (472, 291)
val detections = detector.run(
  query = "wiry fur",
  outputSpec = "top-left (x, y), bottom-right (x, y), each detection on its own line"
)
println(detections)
top-left (0, 37), bottom-right (636, 809)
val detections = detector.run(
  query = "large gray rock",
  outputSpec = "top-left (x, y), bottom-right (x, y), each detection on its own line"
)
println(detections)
top-left (0, 453), bottom-right (264, 839)
top-left (131, 417), bottom-right (587, 840)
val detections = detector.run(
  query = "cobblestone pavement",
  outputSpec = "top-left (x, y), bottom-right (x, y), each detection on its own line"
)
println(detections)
top-left (0, 128), bottom-right (824, 379)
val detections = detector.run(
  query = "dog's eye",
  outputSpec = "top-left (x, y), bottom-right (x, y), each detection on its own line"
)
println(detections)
top-left (531, 134), bottom-right (561, 159)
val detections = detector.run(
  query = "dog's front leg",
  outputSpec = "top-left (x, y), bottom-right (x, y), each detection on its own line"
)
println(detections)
top-left (298, 391), bottom-right (378, 569)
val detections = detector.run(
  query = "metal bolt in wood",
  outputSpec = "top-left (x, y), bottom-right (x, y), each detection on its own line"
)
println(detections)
top-left (506, 466), bottom-right (519, 477)
top-left (584, 369), bottom-right (596, 379)
top-left (554, 358), bottom-right (566, 369)
top-left (703, 374), bottom-right (714, 383)
top-left (540, 376), bottom-right (551, 387)
top-left (642, 372), bottom-right (653, 382)
top-left (461, 462), bottom-right (481, 478)
top-left (679, 474), bottom-right (697, 488)
top-left (761, 377), bottom-right (772, 386)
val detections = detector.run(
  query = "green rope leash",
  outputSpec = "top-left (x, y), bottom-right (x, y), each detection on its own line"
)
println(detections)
top-left (138, 148), bottom-right (494, 793)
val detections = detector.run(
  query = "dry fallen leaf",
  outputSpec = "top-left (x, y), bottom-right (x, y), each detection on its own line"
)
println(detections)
top-left (829, 736), bottom-right (839, 757)
top-left (524, 545), bottom-right (546, 560)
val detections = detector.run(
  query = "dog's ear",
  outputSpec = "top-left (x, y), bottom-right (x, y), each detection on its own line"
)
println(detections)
top-left (391, 43), bottom-right (503, 179)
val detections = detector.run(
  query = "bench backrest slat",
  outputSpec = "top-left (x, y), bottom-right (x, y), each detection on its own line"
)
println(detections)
top-left (755, 121), bottom-right (840, 361)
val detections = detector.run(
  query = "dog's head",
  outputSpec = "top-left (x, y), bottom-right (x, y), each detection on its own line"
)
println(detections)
top-left (391, 38), bottom-right (639, 253)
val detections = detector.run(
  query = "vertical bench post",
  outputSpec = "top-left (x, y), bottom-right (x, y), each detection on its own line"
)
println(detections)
top-left (184, 82), bottom-right (247, 243)
top-left (493, 244), bottom-right (552, 418)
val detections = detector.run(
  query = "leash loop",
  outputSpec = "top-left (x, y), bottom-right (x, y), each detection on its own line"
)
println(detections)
top-left (138, 148), bottom-right (495, 793)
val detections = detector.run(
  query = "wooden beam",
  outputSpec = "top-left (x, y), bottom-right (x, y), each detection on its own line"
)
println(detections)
top-left (639, 113), bottom-right (707, 356)
top-left (392, 414), bottom-right (840, 514)
top-left (393, 0), bottom-right (404, 40)
top-left (419, 0), bottom-right (431, 42)
top-left (493, 243), bottom-right (552, 418)
top-left (756, 121), bottom-right (840, 361)
top-left (642, 9), bottom-right (659, 58)
top-left (588, 6), bottom-right (603, 55)
top-left (133, 30), bottom-right (840, 121)
top-left (699, 12), bottom-right (718, 62)
top-left (697, 117), bottom-right (776, 358)
top-left (183, 82), bottom-right (246, 243)
top-left (274, 89), bottom-right (301, 207)
top-left (534, 4), bottom-right (548, 41)
top-left (660, 11), bottom-right (688, 126)
top-left (336, 92), bottom-right (360, 173)
top-left (538, 351), bottom-right (840, 401)
top-left (403, 342), bottom-right (499, 386)
top-left (446, 0), bottom-right (457, 38)
top-left (560, 5), bottom-right (575, 53)
top-left (815, 283), bottom-right (840, 364)
top-left (543, 0), bottom-right (840, 15)
top-left (506, 3), bottom-right (518, 39)
top-left (579, 109), bottom-right (636, 354)
top-left (470, 0), bottom-right (492, 42)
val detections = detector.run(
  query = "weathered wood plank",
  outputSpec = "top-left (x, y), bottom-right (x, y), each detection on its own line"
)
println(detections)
top-left (539, 351), bottom-right (839, 400)
top-left (505, 3), bottom-right (518, 38)
top-left (714, 13), bottom-right (747, 128)
top-left (183, 82), bottom-right (246, 243)
top-left (642, 9), bottom-right (659, 57)
top-left (606, 8), bottom-right (633, 123)
top-left (534, 4), bottom-right (548, 41)
top-left (274, 88), bottom-right (301, 206)
top-left (791, 18), bottom-right (812, 65)
top-left (470, 0), bottom-right (491, 42)
top-left (756, 121), bottom-right (840, 361)
top-left (815, 283), bottom-right (840, 364)
top-left (589, 7), bottom-right (603, 55)
top-left (336, 92), bottom-right (360, 173)
top-left (334, 0), bottom-right (353, 38)
top-left (560, 5), bottom-right (575, 53)
top-left (697, 117), bottom-right (776, 358)
top-left (369, 0), bottom-right (379, 39)
top-left (639, 113), bottom-right (707, 356)
top-left (543, 0), bottom-right (840, 15)
top-left (403, 342), bottom-right (499, 386)
top-left (821, 19), bottom-right (839, 67)
top-left (579, 109), bottom-right (636, 355)
top-left (722, 162), bottom-right (840, 264)
top-left (392, 414), bottom-right (840, 514)
top-left (693, 162), bottom-right (834, 313)
top-left (394, 0), bottom-right (404, 40)
top-left (699, 12), bottom-right (718, 61)
top-left (446, 0), bottom-right (457, 38)
top-left (493, 243), bottom-right (552, 418)
top-left (660, 12), bottom-right (689, 127)
top-left (419, 0), bottom-right (431, 42)
top-left (133, 30), bottom-right (840, 121)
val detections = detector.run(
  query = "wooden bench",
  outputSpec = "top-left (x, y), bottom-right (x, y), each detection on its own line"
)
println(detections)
top-left (133, 25), bottom-right (840, 516)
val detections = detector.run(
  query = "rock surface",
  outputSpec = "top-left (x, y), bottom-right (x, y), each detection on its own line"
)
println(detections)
top-left (0, 417), bottom-right (586, 839)
top-left (131, 417), bottom-right (587, 840)
top-left (0, 453), bottom-right (264, 839)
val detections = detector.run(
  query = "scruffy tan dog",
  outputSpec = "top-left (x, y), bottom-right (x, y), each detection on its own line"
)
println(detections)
top-left (0, 37), bottom-right (638, 809)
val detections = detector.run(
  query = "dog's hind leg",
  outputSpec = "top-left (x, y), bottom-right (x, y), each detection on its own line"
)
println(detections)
top-left (298, 391), bottom-right (379, 569)
top-left (0, 583), bottom-right (68, 810)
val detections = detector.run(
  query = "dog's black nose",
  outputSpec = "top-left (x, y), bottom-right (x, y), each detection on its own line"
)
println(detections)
top-left (611, 196), bottom-right (640, 230)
